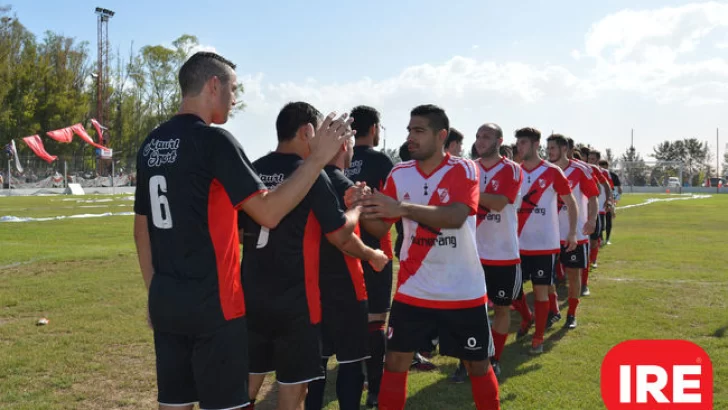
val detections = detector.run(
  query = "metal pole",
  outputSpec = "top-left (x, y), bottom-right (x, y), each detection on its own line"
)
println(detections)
top-left (7, 159), bottom-right (10, 196)
top-left (717, 128), bottom-right (720, 194)
top-left (111, 159), bottom-right (115, 195)
top-left (64, 160), bottom-right (68, 189)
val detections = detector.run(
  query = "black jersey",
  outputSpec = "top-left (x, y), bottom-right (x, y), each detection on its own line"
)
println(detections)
top-left (609, 171), bottom-right (621, 187)
top-left (345, 146), bottom-right (394, 256)
top-left (320, 165), bottom-right (368, 305)
top-left (134, 114), bottom-right (265, 334)
top-left (240, 153), bottom-right (347, 325)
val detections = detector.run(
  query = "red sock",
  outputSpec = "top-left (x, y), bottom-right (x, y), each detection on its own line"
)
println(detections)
top-left (492, 331), bottom-right (508, 361)
top-left (568, 297), bottom-right (580, 317)
top-left (533, 300), bottom-right (549, 346)
top-left (470, 367), bottom-right (501, 410)
top-left (582, 265), bottom-right (590, 287)
top-left (549, 292), bottom-right (559, 315)
top-left (590, 244), bottom-right (599, 264)
top-left (512, 293), bottom-right (532, 324)
top-left (378, 370), bottom-right (407, 410)
top-left (555, 263), bottom-right (565, 281)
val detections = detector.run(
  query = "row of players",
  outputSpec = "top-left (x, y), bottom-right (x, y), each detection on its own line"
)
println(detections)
top-left (134, 52), bottom-right (617, 410)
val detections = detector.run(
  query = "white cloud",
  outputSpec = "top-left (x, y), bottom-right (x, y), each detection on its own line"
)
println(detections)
top-left (571, 50), bottom-right (581, 60)
top-left (472, 45), bottom-right (480, 50)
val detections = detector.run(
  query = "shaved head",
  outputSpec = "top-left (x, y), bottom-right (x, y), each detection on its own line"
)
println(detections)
top-left (478, 123), bottom-right (503, 139)
top-left (475, 122), bottom-right (503, 159)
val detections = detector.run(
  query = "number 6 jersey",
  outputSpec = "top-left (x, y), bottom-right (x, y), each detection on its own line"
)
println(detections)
top-left (134, 114), bottom-right (266, 333)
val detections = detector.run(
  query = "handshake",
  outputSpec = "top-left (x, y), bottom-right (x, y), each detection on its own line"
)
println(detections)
top-left (343, 182), bottom-right (404, 220)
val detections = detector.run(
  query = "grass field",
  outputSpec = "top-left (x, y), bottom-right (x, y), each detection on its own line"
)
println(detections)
top-left (0, 193), bottom-right (726, 409)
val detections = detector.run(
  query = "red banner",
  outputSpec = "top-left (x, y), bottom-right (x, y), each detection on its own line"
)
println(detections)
top-left (22, 135), bottom-right (58, 163)
top-left (71, 123), bottom-right (106, 149)
top-left (46, 127), bottom-right (74, 143)
top-left (91, 118), bottom-right (106, 143)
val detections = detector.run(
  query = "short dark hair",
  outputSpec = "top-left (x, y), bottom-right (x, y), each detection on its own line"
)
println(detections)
top-left (573, 151), bottom-right (583, 160)
top-left (500, 145), bottom-right (513, 159)
top-left (515, 127), bottom-right (541, 142)
top-left (546, 133), bottom-right (568, 148)
top-left (566, 137), bottom-right (575, 150)
top-left (470, 143), bottom-right (478, 159)
top-left (598, 159), bottom-right (609, 167)
top-left (410, 104), bottom-right (449, 134)
top-left (511, 143), bottom-right (519, 157)
top-left (350, 105), bottom-right (380, 139)
top-left (398, 141), bottom-right (411, 162)
top-left (276, 102), bottom-right (323, 142)
top-left (178, 52), bottom-right (236, 97)
top-left (579, 146), bottom-right (591, 157)
top-left (445, 127), bottom-right (464, 149)
top-left (590, 150), bottom-right (602, 160)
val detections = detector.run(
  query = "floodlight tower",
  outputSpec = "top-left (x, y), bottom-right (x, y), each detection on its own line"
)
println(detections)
top-left (95, 7), bottom-right (114, 134)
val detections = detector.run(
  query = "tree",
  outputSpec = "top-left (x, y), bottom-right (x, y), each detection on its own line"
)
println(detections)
top-left (382, 147), bottom-right (400, 164)
top-left (723, 151), bottom-right (728, 178)
top-left (605, 148), bottom-right (615, 165)
top-left (651, 138), bottom-right (709, 186)
top-left (620, 146), bottom-right (647, 186)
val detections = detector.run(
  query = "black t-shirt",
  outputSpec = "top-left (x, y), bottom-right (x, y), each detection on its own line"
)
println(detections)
top-left (609, 171), bottom-right (621, 187)
top-left (345, 146), bottom-right (394, 254)
top-left (134, 114), bottom-right (265, 334)
top-left (240, 153), bottom-right (347, 324)
top-left (320, 165), bottom-right (368, 306)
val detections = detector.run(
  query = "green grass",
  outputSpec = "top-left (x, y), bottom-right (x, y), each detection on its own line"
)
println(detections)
top-left (0, 193), bottom-right (726, 409)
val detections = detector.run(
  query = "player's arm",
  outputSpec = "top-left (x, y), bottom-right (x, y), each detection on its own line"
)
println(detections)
top-left (479, 193), bottom-right (509, 212)
top-left (133, 215), bottom-right (154, 290)
top-left (555, 169), bottom-right (578, 251)
top-left (479, 166), bottom-right (522, 212)
top-left (326, 211), bottom-right (388, 271)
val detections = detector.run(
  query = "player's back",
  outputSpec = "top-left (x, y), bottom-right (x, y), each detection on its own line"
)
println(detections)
top-left (241, 152), bottom-right (345, 323)
top-left (135, 114), bottom-right (264, 334)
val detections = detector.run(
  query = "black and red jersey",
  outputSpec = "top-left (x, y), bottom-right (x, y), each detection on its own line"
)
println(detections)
top-left (240, 153), bottom-right (347, 324)
top-left (134, 114), bottom-right (265, 334)
top-left (320, 165), bottom-right (368, 306)
top-left (345, 146), bottom-right (394, 258)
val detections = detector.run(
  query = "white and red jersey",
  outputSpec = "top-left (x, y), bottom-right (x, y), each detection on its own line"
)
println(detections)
top-left (557, 160), bottom-right (599, 244)
top-left (476, 157), bottom-right (523, 265)
top-left (599, 167), bottom-right (614, 212)
top-left (517, 160), bottom-right (572, 255)
top-left (577, 160), bottom-right (609, 215)
top-left (381, 154), bottom-right (486, 309)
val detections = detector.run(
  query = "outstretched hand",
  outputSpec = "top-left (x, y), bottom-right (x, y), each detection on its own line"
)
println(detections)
top-left (359, 189), bottom-right (403, 220)
top-left (309, 112), bottom-right (356, 164)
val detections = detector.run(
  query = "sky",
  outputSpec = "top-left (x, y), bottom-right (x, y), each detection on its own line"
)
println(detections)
top-left (8, 0), bottom-right (728, 168)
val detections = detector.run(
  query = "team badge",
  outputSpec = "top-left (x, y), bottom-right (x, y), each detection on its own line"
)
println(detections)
top-left (437, 188), bottom-right (450, 203)
top-left (491, 180), bottom-right (499, 191)
top-left (538, 178), bottom-right (546, 188)
top-left (403, 193), bottom-right (411, 200)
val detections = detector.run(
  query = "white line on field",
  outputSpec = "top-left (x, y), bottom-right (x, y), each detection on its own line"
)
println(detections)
top-left (0, 212), bottom-right (134, 223)
top-left (616, 194), bottom-right (712, 210)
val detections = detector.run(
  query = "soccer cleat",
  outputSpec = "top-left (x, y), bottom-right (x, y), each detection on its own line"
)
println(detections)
top-left (411, 352), bottom-right (437, 371)
top-left (581, 286), bottom-right (591, 297)
top-left (546, 312), bottom-right (562, 329)
top-left (490, 359), bottom-right (502, 378)
top-left (365, 393), bottom-right (378, 408)
top-left (529, 343), bottom-right (544, 355)
top-left (516, 319), bottom-right (534, 340)
top-left (564, 315), bottom-right (577, 329)
top-left (449, 361), bottom-right (468, 383)
top-left (591, 262), bottom-right (598, 269)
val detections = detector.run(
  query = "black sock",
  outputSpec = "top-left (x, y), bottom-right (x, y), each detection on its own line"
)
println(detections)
top-left (304, 358), bottom-right (328, 410)
top-left (365, 321), bottom-right (386, 397)
top-left (336, 361), bottom-right (365, 410)
top-left (605, 211), bottom-right (613, 241)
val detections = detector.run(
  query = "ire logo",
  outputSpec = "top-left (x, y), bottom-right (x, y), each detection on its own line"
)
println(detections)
top-left (601, 340), bottom-right (713, 409)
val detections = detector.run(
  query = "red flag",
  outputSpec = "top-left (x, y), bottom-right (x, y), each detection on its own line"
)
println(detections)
top-left (46, 127), bottom-right (74, 143)
top-left (22, 135), bottom-right (58, 163)
top-left (70, 123), bottom-right (106, 149)
top-left (91, 118), bottom-right (107, 143)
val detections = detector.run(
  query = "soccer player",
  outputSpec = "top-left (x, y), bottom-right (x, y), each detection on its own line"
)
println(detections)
top-left (394, 141), bottom-right (411, 260)
top-left (601, 160), bottom-right (621, 244)
top-left (445, 127), bottom-right (464, 156)
top-left (304, 135), bottom-right (383, 410)
top-left (241, 102), bottom-right (389, 410)
top-left (515, 127), bottom-right (578, 354)
top-left (512, 143), bottom-right (523, 164)
top-left (474, 123), bottom-right (523, 373)
top-left (133, 52), bottom-right (352, 410)
top-left (345, 105), bottom-right (395, 407)
top-left (359, 104), bottom-right (501, 410)
top-left (588, 150), bottom-right (614, 265)
top-left (547, 134), bottom-right (599, 329)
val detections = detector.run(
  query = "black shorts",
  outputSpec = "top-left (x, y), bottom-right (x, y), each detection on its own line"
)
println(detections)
top-left (386, 300), bottom-right (494, 361)
top-left (321, 300), bottom-right (370, 363)
top-left (248, 313), bottom-right (324, 385)
top-left (560, 243), bottom-right (589, 269)
top-left (483, 264), bottom-right (522, 306)
top-left (520, 254), bottom-right (557, 286)
top-left (364, 260), bottom-right (393, 314)
top-left (154, 317), bottom-right (250, 409)
top-left (591, 214), bottom-right (606, 240)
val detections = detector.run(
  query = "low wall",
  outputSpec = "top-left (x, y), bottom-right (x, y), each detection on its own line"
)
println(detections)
top-left (1, 187), bottom-right (136, 196)
top-left (622, 186), bottom-right (727, 194)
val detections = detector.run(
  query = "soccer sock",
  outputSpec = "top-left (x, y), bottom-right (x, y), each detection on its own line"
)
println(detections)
top-left (492, 331), bottom-right (508, 362)
top-left (582, 264), bottom-right (590, 287)
top-left (590, 242), bottom-right (599, 263)
top-left (304, 359), bottom-right (328, 410)
top-left (513, 290), bottom-right (532, 324)
top-left (377, 370), bottom-right (408, 410)
top-left (549, 292), bottom-right (559, 315)
top-left (555, 262), bottom-right (565, 281)
top-left (568, 297), bottom-right (580, 317)
top-left (336, 361), bottom-right (365, 410)
top-left (533, 300), bottom-right (549, 346)
top-left (469, 366), bottom-right (501, 410)
top-left (366, 321), bottom-right (386, 397)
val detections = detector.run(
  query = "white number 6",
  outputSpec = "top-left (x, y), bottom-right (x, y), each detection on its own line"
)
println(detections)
top-left (149, 175), bottom-right (173, 229)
